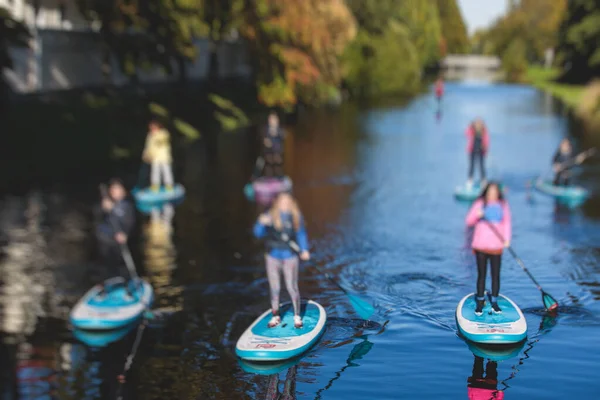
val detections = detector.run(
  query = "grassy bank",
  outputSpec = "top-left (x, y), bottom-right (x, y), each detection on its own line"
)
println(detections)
top-left (525, 66), bottom-right (584, 109)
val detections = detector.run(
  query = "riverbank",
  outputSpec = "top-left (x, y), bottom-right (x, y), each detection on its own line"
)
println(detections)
top-left (526, 66), bottom-right (600, 136)
top-left (525, 66), bottom-right (583, 109)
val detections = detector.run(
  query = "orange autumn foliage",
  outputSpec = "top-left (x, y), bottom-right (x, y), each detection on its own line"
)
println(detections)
top-left (238, 0), bottom-right (356, 107)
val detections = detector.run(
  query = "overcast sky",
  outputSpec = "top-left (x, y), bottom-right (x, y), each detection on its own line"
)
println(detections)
top-left (457, 0), bottom-right (509, 34)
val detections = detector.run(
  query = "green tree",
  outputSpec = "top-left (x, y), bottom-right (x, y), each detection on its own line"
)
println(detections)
top-left (343, 0), bottom-right (442, 98)
top-left (76, 0), bottom-right (206, 81)
top-left (475, 0), bottom-right (567, 62)
top-left (435, 0), bottom-right (469, 54)
top-left (0, 7), bottom-right (29, 109)
top-left (557, 0), bottom-right (600, 83)
top-left (502, 37), bottom-right (528, 82)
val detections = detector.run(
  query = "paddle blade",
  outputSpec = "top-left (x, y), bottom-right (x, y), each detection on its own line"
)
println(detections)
top-left (542, 291), bottom-right (559, 311)
top-left (348, 294), bottom-right (375, 321)
top-left (243, 183), bottom-right (255, 200)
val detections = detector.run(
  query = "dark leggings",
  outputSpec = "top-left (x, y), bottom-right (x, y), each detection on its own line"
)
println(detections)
top-left (469, 151), bottom-right (486, 180)
top-left (475, 251), bottom-right (501, 298)
top-left (553, 170), bottom-right (570, 186)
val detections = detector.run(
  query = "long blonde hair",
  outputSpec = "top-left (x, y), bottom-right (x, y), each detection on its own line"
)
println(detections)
top-left (269, 193), bottom-right (302, 231)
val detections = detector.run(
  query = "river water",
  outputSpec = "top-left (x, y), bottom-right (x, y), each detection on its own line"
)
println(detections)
top-left (2, 81), bottom-right (600, 399)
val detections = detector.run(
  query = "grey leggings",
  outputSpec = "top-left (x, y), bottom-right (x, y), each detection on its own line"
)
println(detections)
top-left (265, 254), bottom-right (301, 316)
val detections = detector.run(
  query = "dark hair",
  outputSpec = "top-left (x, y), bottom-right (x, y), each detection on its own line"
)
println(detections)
top-left (108, 178), bottom-right (125, 189)
top-left (479, 181), bottom-right (504, 205)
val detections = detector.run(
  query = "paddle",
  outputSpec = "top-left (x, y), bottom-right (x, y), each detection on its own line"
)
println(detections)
top-left (528, 148), bottom-right (597, 195)
top-left (555, 147), bottom-right (597, 174)
top-left (482, 219), bottom-right (558, 311)
top-left (116, 319), bottom-right (147, 399)
top-left (276, 232), bottom-right (375, 320)
top-left (133, 162), bottom-right (149, 192)
top-left (99, 184), bottom-right (140, 287)
top-left (244, 156), bottom-right (265, 199)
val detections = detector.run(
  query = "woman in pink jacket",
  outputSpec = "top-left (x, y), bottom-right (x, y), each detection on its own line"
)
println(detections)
top-left (465, 182), bottom-right (511, 315)
top-left (466, 118), bottom-right (490, 188)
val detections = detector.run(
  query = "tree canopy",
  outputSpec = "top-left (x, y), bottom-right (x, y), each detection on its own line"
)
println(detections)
top-left (556, 0), bottom-right (600, 83)
top-left (435, 0), bottom-right (469, 55)
top-left (473, 0), bottom-right (567, 81)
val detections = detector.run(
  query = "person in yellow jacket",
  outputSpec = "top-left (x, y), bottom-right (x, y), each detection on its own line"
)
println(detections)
top-left (142, 120), bottom-right (174, 192)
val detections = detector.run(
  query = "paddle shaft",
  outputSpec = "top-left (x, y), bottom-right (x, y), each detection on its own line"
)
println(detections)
top-left (482, 219), bottom-right (543, 290)
top-left (554, 148), bottom-right (596, 174)
top-left (250, 156), bottom-right (265, 181)
top-left (99, 185), bottom-right (139, 281)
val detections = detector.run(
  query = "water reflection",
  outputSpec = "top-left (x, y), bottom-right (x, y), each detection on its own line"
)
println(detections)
top-left (467, 356), bottom-right (504, 400)
top-left (142, 203), bottom-right (183, 313)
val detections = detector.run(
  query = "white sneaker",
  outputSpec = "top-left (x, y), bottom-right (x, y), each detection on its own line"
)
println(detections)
top-left (294, 315), bottom-right (303, 328)
top-left (466, 179), bottom-right (473, 190)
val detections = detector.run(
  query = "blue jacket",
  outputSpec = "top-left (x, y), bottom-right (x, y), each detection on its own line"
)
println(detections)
top-left (253, 213), bottom-right (309, 260)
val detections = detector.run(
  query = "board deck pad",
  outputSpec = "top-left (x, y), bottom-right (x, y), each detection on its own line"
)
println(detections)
top-left (251, 303), bottom-right (319, 338)
top-left (456, 293), bottom-right (527, 344)
top-left (236, 300), bottom-right (326, 362)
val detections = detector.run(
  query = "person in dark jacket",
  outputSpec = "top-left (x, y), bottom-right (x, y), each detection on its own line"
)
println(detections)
top-left (95, 179), bottom-right (136, 297)
top-left (262, 112), bottom-right (285, 179)
top-left (552, 138), bottom-right (586, 186)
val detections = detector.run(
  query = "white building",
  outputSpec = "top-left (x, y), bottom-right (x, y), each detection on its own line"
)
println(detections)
top-left (0, 0), bottom-right (93, 30)
top-left (1, 0), bottom-right (251, 93)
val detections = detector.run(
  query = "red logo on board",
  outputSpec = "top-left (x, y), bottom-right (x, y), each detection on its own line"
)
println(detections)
top-left (256, 344), bottom-right (276, 348)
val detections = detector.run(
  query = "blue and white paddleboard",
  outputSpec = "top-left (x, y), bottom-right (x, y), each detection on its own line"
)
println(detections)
top-left (456, 293), bottom-right (527, 344)
top-left (454, 183), bottom-right (482, 201)
top-left (70, 277), bottom-right (154, 330)
top-left (73, 322), bottom-right (138, 348)
top-left (133, 184), bottom-right (185, 206)
top-left (236, 300), bottom-right (326, 361)
top-left (534, 178), bottom-right (588, 206)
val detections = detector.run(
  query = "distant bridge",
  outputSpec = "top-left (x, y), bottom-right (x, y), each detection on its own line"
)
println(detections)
top-left (440, 55), bottom-right (502, 80)
top-left (441, 55), bottom-right (501, 70)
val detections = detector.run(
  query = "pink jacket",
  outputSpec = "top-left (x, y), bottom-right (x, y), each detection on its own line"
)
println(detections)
top-left (468, 387), bottom-right (505, 400)
top-left (466, 199), bottom-right (512, 252)
top-left (466, 125), bottom-right (490, 154)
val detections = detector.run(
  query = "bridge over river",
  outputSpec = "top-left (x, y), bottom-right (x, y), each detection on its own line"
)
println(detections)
top-left (441, 54), bottom-right (502, 80)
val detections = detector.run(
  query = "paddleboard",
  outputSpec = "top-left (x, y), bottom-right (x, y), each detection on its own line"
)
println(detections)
top-left (253, 176), bottom-right (292, 203)
top-left (456, 293), bottom-right (527, 344)
top-left (73, 322), bottom-right (138, 348)
top-left (534, 178), bottom-right (587, 205)
top-left (70, 277), bottom-right (154, 330)
top-left (134, 184), bottom-right (185, 206)
top-left (454, 183), bottom-right (482, 201)
top-left (238, 357), bottom-right (302, 375)
top-left (465, 339), bottom-right (525, 362)
top-left (236, 300), bottom-right (326, 361)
